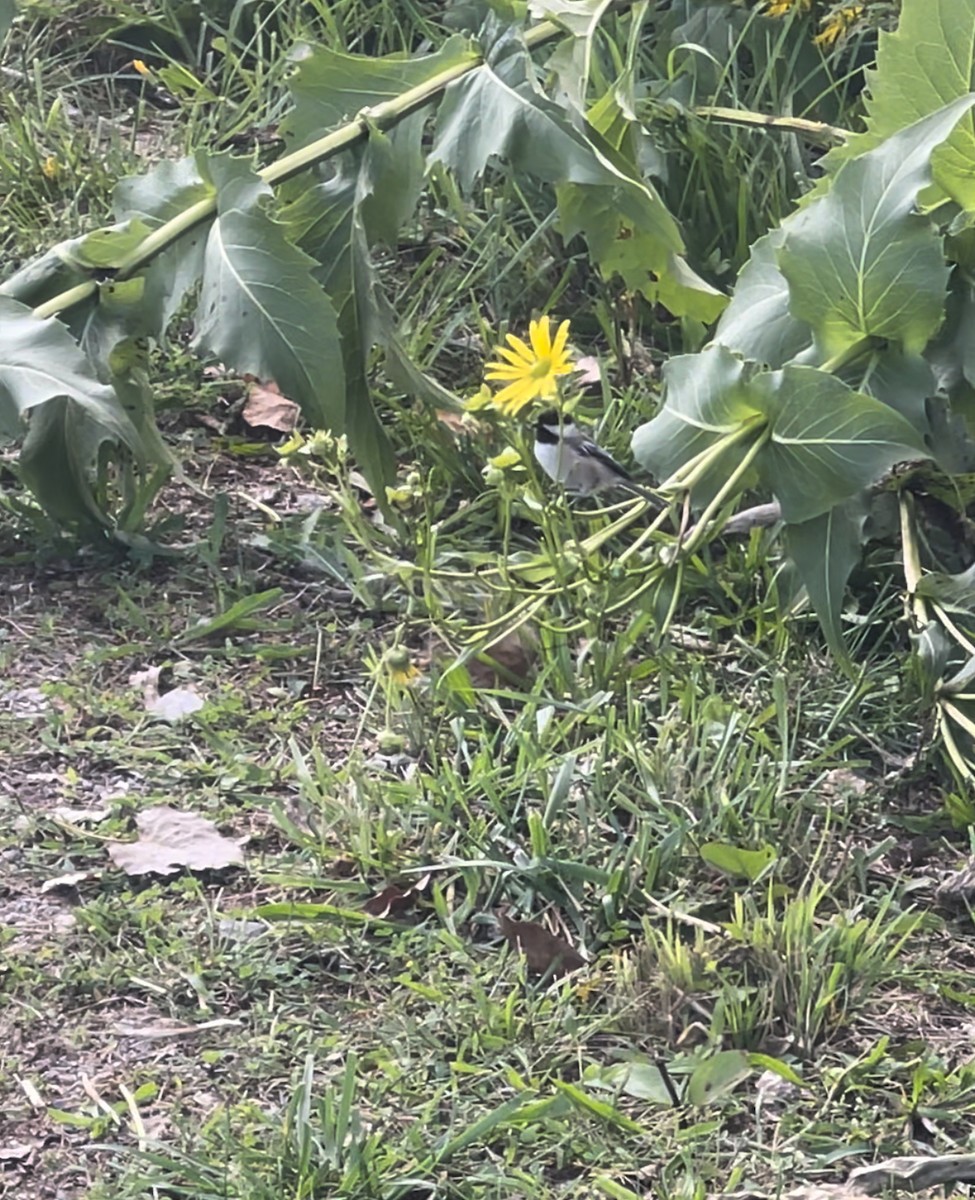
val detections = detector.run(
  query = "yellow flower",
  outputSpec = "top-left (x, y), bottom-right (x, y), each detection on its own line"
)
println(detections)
top-left (814, 4), bottom-right (864, 47)
top-left (383, 647), bottom-right (419, 686)
top-left (132, 59), bottom-right (152, 77)
top-left (463, 384), bottom-right (495, 412)
top-left (41, 155), bottom-right (60, 180)
top-left (484, 316), bottom-right (574, 416)
top-left (764, 0), bottom-right (811, 15)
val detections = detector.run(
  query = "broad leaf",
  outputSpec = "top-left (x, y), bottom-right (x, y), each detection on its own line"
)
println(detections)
top-left (820, 0), bottom-right (975, 211)
top-left (779, 100), bottom-right (975, 359)
top-left (430, 27), bottom-right (723, 320)
top-left (842, 349), bottom-right (934, 439)
top-left (281, 37), bottom-right (478, 151)
top-left (686, 1051), bottom-right (751, 1108)
top-left (714, 229), bottom-right (812, 368)
top-left (631, 345), bottom-right (763, 505)
top-left (784, 500), bottom-right (868, 663)
top-left (0, 0), bottom-right (15, 45)
top-left (915, 563), bottom-right (975, 614)
top-left (193, 155), bottom-right (344, 430)
top-left (758, 366), bottom-right (925, 523)
top-left (0, 296), bottom-right (139, 445)
top-left (700, 842), bottom-right (776, 882)
top-left (114, 155), bottom-right (215, 335)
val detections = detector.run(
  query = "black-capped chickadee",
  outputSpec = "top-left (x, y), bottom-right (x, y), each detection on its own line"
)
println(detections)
top-left (533, 409), bottom-right (659, 504)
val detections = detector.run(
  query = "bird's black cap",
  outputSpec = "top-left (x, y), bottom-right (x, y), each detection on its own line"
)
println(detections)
top-left (535, 409), bottom-right (573, 443)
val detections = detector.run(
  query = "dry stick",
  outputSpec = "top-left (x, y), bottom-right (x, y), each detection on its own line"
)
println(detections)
top-left (692, 105), bottom-right (849, 146)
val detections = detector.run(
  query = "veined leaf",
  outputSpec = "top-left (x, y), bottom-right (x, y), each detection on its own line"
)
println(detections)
top-left (193, 155), bottom-right (344, 431)
top-left (0, 296), bottom-right (138, 446)
top-left (631, 345), bottom-right (763, 505)
top-left (714, 228), bottom-right (812, 368)
top-left (431, 26), bottom-right (722, 319)
top-left (114, 156), bottom-right (215, 336)
top-left (779, 100), bottom-right (975, 359)
top-left (820, 0), bottom-right (975, 211)
top-left (784, 500), bottom-right (868, 664)
top-left (281, 37), bottom-right (478, 150)
top-left (842, 348), bottom-right (934, 439)
top-left (757, 366), bottom-right (925, 523)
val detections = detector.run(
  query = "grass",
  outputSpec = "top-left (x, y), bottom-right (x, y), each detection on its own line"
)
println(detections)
top-left (4, 1), bottom-right (975, 1198)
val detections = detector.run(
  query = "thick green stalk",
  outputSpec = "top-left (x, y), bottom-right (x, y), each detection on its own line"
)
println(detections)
top-left (32, 19), bottom-right (565, 323)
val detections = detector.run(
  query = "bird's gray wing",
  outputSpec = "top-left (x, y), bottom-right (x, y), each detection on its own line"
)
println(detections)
top-left (572, 435), bottom-right (632, 480)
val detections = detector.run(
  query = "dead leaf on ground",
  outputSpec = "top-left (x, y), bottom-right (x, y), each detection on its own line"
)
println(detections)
top-left (112, 1016), bottom-right (242, 1039)
top-left (435, 409), bottom-right (480, 437)
top-left (0, 1142), bottom-right (37, 1162)
top-left (467, 628), bottom-right (538, 689)
top-left (241, 377), bottom-right (299, 433)
top-left (129, 665), bottom-right (204, 721)
top-left (107, 805), bottom-right (244, 876)
top-left (40, 870), bottom-right (90, 896)
top-left (574, 355), bottom-right (602, 385)
top-left (51, 805), bottom-right (110, 824)
top-left (362, 874), bottom-right (430, 918)
top-left (497, 910), bottom-right (586, 979)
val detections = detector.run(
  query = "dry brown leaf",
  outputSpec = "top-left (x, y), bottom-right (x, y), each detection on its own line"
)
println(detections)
top-left (574, 355), bottom-right (602, 384)
top-left (362, 875), bottom-right (430, 919)
top-left (242, 378), bottom-right (299, 433)
top-left (40, 870), bottom-right (90, 896)
top-left (112, 1016), bottom-right (242, 1039)
top-left (107, 805), bottom-right (244, 876)
top-left (435, 409), bottom-right (476, 437)
top-left (0, 1142), bottom-right (37, 1162)
top-left (129, 666), bottom-right (204, 721)
top-left (498, 910), bottom-right (586, 979)
top-left (468, 628), bottom-right (538, 689)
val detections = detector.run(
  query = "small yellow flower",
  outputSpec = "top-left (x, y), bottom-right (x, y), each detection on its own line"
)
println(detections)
top-left (132, 59), bottom-right (152, 77)
top-left (383, 647), bottom-right (419, 686)
top-left (764, 0), bottom-right (811, 15)
top-left (463, 384), bottom-right (495, 412)
top-left (813, 4), bottom-right (864, 47)
top-left (484, 316), bottom-right (574, 416)
top-left (488, 448), bottom-right (522, 470)
top-left (41, 155), bottom-right (60, 180)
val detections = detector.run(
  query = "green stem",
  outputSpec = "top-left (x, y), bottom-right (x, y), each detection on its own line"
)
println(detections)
top-left (31, 17), bottom-right (570, 322)
top-left (819, 337), bottom-right (876, 376)
top-left (678, 426), bottom-right (771, 560)
top-left (899, 493), bottom-right (928, 626)
top-left (660, 417), bottom-right (765, 494)
top-left (692, 105), bottom-right (849, 146)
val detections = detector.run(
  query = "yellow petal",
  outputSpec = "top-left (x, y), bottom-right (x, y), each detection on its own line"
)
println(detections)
top-left (503, 333), bottom-right (534, 361)
top-left (493, 379), bottom-right (537, 413)
top-left (485, 364), bottom-right (529, 381)
top-left (529, 316), bottom-right (553, 359)
top-left (550, 319), bottom-right (572, 365)
top-left (493, 345), bottom-right (531, 368)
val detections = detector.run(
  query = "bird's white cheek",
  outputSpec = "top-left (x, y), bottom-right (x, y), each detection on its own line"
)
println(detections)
top-left (534, 442), bottom-right (565, 483)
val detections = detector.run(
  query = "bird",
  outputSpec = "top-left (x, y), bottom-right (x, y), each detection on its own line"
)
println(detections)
top-left (533, 409), bottom-right (660, 504)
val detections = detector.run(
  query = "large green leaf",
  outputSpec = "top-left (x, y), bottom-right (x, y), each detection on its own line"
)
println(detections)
top-left (430, 26), bottom-right (723, 320)
top-left (114, 155), bottom-right (215, 336)
top-left (714, 229), bottom-right (812, 368)
top-left (841, 348), bottom-right (934, 440)
top-left (784, 500), bottom-right (869, 664)
top-left (757, 366), bottom-right (926, 523)
top-left (192, 155), bottom-right (344, 431)
top-left (820, 0), bottom-right (975, 211)
top-left (281, 37), bottom-right (478, 151)
top-left (0, 296), bottom-right (139, 447)
top-left (780, 101), bottom-right (975, 360)
top-left (0, 0), bottom-right (16, 45)
top-left (631, 345), bottom-right (763, 504)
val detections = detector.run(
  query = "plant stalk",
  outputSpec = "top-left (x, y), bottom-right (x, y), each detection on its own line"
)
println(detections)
top-left (32, 17), bottom-right (571, 323)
